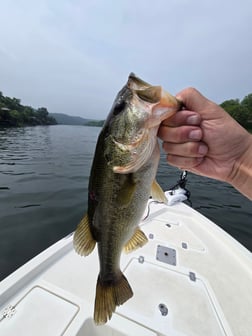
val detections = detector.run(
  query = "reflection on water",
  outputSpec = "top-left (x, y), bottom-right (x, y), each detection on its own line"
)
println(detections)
top-left (0, 125), bottom-right (252, 281)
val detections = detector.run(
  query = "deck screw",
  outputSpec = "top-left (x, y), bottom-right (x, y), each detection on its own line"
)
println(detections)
top-left (138, 256), bottom-right (144, 264)
top-left (158, 303), bottom-right (168, 316)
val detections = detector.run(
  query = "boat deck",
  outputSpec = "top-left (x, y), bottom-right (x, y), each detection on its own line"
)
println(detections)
top-left (0, 199), bottom-right (252, 336)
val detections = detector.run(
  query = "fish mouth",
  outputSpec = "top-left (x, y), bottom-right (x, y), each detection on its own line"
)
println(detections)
top-left (128, 73), bottom-right (181, 125)
top-left (127, 73), bottom-right (152, 90)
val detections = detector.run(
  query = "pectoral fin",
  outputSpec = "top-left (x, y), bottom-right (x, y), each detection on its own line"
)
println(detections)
top-left (117, 174), bottom-right (136, 208)
top-left (124, 228), bottom-right (148, 253)
top-left (73, 214), bottom-right (96, 256)
top-left (151, 180), bottom-right (168, 204)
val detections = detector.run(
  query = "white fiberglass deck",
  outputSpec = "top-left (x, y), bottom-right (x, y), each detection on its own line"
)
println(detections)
top-left (0, 198), bottom-right (251, 336)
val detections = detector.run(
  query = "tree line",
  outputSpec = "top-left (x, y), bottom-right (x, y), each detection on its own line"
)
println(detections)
top-left (220, 93), bottom-right (252, 129)
top-left (0, 91), bottom-right (57, 127)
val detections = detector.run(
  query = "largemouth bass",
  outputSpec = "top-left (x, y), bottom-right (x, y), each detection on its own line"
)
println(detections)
top-left (73, 73), bottom-right (181, 325)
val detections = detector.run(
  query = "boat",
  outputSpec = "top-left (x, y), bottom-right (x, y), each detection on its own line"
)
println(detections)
top-left (0, 190), bottom-right (252, 336)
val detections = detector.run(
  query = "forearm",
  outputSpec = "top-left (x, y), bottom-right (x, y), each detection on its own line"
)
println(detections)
top-left (229, 134), bottom-right (252, 200)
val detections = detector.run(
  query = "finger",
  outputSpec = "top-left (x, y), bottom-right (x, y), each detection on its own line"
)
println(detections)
top-left (162, 141), bottom-right (208, 157)
top-left (158, 125), bottom-right (203, 143)
top-left (162, 110), bottom-right (201, 127)
top-left (166, 154), bottom-right (204, 169)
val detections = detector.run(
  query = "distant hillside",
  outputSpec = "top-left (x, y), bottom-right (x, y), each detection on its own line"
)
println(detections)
top-left (49, 113), bottom-right (90, 125)
top-left (49, 113), bottom-right (104, 127)
top-left (85, 120), bottom-right (105, 127)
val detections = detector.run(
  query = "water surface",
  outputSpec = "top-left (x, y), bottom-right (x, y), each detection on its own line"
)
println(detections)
top-left (0, 125), bottom-right (251, 281)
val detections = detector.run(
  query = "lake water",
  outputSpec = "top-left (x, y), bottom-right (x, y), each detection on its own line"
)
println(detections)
top-left (0, 125), bottom-right (251, 281)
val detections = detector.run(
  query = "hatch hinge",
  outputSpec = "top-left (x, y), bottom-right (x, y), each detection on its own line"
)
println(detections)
top-left (189, 271), bottom-right (197, 282)
top-left (0, 305), bottom-right (16, 322)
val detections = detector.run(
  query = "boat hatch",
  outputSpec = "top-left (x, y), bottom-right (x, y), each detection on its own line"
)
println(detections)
top-left (0, 286), bottom-right (79, 336)
top-left (77, 315), bottom-right (157, 336)
top-left (119, 258), bottom-right (227, 336)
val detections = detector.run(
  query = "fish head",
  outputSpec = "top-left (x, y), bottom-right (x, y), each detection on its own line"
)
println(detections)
top-left (127, 73), bottom-right (182, 128)
top-left (103, 73), bottom-right (181, 174)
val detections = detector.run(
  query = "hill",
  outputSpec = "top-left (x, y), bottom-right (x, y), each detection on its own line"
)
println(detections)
top-left (49, 113), bottom-right (104, 127)
top-left (49, 113), bottom-right (90, 125)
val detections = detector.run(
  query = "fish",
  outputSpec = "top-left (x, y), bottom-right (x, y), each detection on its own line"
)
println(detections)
top-left (73, 73), bottom-right (181, 325)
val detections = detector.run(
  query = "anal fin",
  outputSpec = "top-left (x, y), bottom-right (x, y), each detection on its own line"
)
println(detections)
top-left (73, 214), bottom-right (96, 256)
top-left (151, 179), bottom-right (168, 204)
top-left (124, 228), bottom-right (148, 253)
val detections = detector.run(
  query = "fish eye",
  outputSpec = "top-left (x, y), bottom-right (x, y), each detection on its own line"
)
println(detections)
top-left (113, 100), bottom-right (126, 115)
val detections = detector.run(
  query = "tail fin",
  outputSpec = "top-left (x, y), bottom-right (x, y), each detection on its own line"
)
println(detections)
top-left (94, 272), bottom-right (133, 325)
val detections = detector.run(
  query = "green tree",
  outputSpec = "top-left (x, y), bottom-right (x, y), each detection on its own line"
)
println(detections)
top-left (0, 90), bottom-right (57, 127)
top-left (23, 106), bottom-right (35, 123)
top-left (2, 96), bottom-right (21, 111)
top-left (9, 110), bottom-right (24, 126)
top-left (241, 93), bottom-right (252, 109)
top-left (0, 108), bottom-right (10, 124)
top-left (37, 107), bottom-right (49, 124)
top-left (220, 99), bottom-right (250, 127)
top-left (241, 94), bottom-right (252, 122)
top-left (46, 116), bottom-right (57, 125)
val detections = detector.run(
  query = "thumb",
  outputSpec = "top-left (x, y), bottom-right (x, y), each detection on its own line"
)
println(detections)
top-left (176, 87), bottom-right (212, 113)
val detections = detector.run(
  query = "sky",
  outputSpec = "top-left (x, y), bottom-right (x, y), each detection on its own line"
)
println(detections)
top-left (0, 0), bottom-right (251, 119)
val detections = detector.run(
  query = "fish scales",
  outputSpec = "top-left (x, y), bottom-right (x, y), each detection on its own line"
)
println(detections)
top-left (73, 73), bottom-right (181, 324)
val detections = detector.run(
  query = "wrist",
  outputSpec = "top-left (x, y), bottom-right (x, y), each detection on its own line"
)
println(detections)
top-left (228, 133), bottom-right (252, 200)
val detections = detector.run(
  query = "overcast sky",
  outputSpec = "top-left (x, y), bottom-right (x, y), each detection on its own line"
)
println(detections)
top-left (0, 0), bottom-right (251, 119)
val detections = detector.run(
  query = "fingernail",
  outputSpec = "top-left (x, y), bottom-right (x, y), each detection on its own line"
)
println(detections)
top-left (187, 115), bottom-right (200, 125)
top-left (189, 129), bottom-right (201, 140)
top-left (198, 144), bottom-right (208, 155)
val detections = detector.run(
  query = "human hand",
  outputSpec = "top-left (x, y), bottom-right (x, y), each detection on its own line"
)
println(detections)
top-left (158, 88), bottom-right (252, 190)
